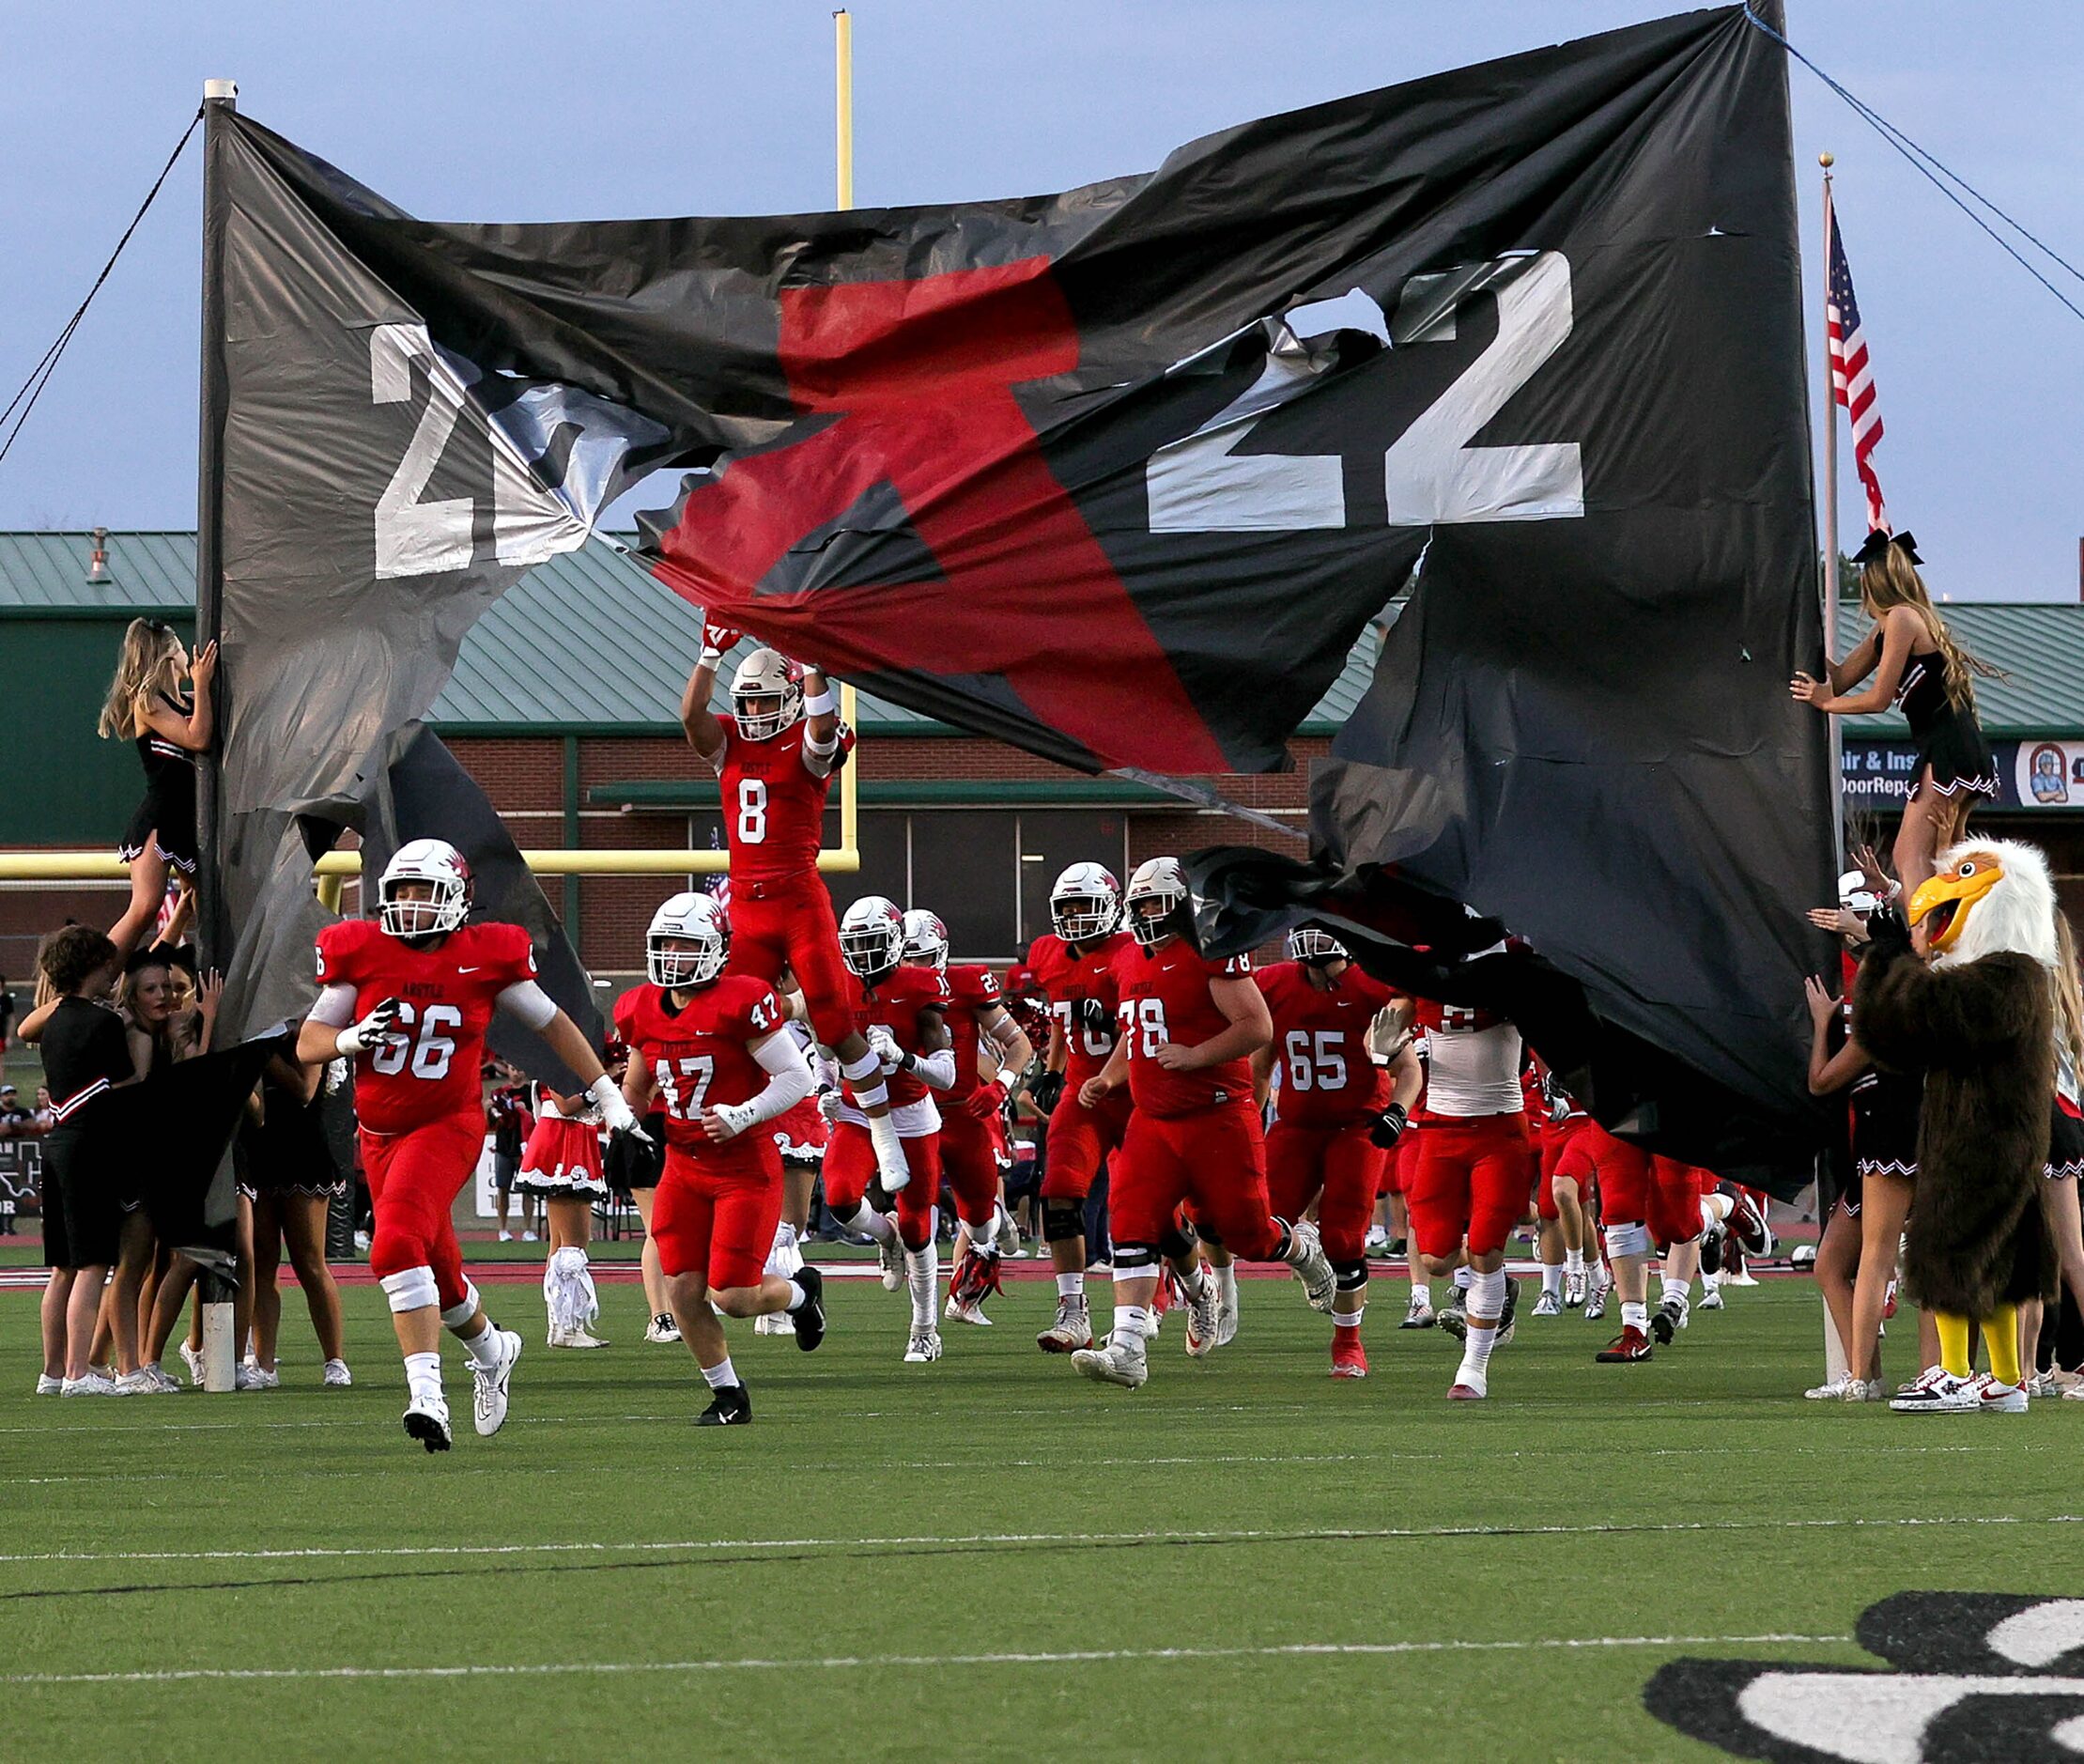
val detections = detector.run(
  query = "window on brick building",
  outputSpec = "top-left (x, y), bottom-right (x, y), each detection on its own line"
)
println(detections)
top-left (910, 811), bottom-right (1019, 957)
top-left (1015, 811), bottom-right (1131, 949)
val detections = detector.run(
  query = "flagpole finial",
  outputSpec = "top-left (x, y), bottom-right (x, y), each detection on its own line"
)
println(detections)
top-left (204, 78), bottom-right (238, 103)
top-left (1818, 151), bottom-right (1834, 169)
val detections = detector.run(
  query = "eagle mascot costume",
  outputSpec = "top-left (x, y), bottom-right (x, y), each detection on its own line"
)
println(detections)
top-left (1855, 837), bottom-right (2058, 1411)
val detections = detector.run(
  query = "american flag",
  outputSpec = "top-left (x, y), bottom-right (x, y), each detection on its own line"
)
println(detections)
top-left (1826, 200), bottom-right (1888, 534)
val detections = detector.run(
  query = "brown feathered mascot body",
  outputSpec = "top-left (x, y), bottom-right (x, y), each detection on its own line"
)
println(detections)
top-left (1855, 838), bottom-right (2057, 1412)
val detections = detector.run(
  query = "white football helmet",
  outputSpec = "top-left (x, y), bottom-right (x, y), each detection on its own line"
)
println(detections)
top-left (1049, 861), bottom-right (1122, 943)
top-left (1288, 926), bottom-right (1349, 965)
top-left (378, 838), bottom-right (472, 940)
top-left (730, 647), bottom-right (804, 740)
top-left (647, 890), bottom-right (729, 989)
top-left (902, 908), bottom-right (949, 969)
top-left (1125, 856), bottom-right (1191, 950)
top-left (839, 895), bottom-right (906, 980)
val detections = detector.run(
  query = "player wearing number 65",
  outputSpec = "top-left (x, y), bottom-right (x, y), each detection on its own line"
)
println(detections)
top-left (300, 839), bottom-right (642, 1454)
top-left (680, 633), bottom-right (919, 1207)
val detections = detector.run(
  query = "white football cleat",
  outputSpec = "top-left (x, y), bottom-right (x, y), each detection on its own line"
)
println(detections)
top-left (754, 1312), bottom-right (792, 1336)
top-left (1037, 1295), bottom-right (1093, 1354)
top-left (1071, 1334), bottom-right (1148, 1389)
top-left (644, 1313), bottom-right (683, 1344)
top-left (1214, 1276), bottom-right (1240, 1347)
top-left (1183, 1276), bottom-right (1222, 1358)
top-left (1564, 1268), bottom-right (1587, 1309)
top-left (322, 1359), bottom-right (353, 1387)
top-left (877, 1231), bottom-right (906, 1292)
top-left (1285, 1220), bottom-right (1337, 1312)
top-left (1532, 1289), bottom-right (1562, 1319)
top-left (1698, 1286), bottom-right (1726, 1312)
top-left (903, 1327), bottom-right (943, 1364)
top-left (471, 1328), bottom-right (523, 1436)
top-left (404, 1391), bottom-right (453, 1452)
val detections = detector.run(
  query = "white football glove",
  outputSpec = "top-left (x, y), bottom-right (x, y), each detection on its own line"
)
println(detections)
top-left (816, 1086), bottom-right (844, 1125)
top-left (588, 1074), bottom-right (649, 1143)
top-left (335, 998), bottom-right (404, 1058)
top-left (706, 1099), bottom-right (759, 1142)
top-left (866, 1025), bottom-right (905, 1075)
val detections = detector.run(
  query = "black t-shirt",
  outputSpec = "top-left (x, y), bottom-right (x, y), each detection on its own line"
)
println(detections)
top-left (39, 998), bottom-right (132, 1129)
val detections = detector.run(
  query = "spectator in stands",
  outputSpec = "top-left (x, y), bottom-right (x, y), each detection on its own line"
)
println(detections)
top-left (32, 926), bottom-right (134, 1395)
top-left (99, 619), bottom-right (216, 959)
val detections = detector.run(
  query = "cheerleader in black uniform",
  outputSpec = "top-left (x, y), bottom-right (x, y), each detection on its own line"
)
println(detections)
top-left (99, 618), bottom-right (216, 958)
top-left (1804, 874), bottom-right (1924, 1400)
top-left (1791, 531), bottom-right (1999, 896)
top-left (2029, 916), bottom-right (2084, 1393)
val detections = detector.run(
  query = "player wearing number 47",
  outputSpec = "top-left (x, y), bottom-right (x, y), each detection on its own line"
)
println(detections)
top-left (299, 839), bottom-right (643, 1454)
top-left (680, 630), bottom-right (918, 1206)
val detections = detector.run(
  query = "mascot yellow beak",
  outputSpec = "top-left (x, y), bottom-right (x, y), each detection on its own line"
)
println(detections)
top-left (1907, 855), bottom-right (2006, 954)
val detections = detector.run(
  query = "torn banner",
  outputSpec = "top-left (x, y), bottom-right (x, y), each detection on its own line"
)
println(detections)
top-left (205, 5), bottom-right (1829, 1159)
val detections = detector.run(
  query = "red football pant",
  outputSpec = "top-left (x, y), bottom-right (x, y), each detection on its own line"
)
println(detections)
top-left (1537, 1119), bottom-right (1595, 1222)
top-left (362, 1109), bottom-right (483, 1312)
top-left (1406, 1114), bottom-right (1535, 1261)
top-left (1039, 1084), bottom-right (1133, 1203)
top-left (938, 1107), bottom-right (1005, 1232)
top-left (1578, 1131), bottom-right (1703, 1247)
top-left (654, 1142), bottom-right (783, 1291)
top-left (726, 879), bottom-right (856, 1049)
top-left (1265, 1118), bottom-right (1385, 1263)
top-left (1109, 1100), bottom-right (1282, 1260)
top-left (825, 1120), bottom-right (945, 1249)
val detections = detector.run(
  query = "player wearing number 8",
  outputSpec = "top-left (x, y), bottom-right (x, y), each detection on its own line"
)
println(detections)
top-left (614, 892), bottom-right (825, 1425)
top-left (300, 840), bottom-right (641, 1453)
top-left (681, 635), bottom-right (917, 1203)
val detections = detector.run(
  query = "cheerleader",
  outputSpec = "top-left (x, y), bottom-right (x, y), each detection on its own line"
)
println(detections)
top-left (2030, 916), bottom-right (2084, 1394)
top-left (99, 620), bottom-right (216, 959)
top-left (517, 1075), bottom-right (610, 1349)
top-left (1791, 531), bottom-right (1998, 896)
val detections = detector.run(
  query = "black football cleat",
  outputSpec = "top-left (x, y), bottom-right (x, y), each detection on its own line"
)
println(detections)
top-left (695, 1384), bottom-right (753, 1426)
top-left (790, 1265), bottom-right (826, 1353)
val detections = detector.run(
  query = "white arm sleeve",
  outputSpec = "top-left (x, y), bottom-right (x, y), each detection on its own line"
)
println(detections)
top-left (909, 1046), bottom-right (957, 1092)
top-left (733, 1029), bottom-right (817, 1127)
top-left (307, 983), bottom-right (358, 1029)
top-left (494, 979), bottom-right (559, 1032)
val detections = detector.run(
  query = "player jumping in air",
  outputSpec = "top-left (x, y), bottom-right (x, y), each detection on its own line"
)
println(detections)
top-left (616, 891), bottom-right (825, 1424)
top-left (1070, 858), bottom-right (1335, 1390)
top-left (1255, 927), bottom-right (1422, 1378)
top-left (298, 840), bottom-right (641, 1453)
top-left (901, 909), bottom-right (1035, 1328)
top-left (681, 632), bottom-right (914, 1200)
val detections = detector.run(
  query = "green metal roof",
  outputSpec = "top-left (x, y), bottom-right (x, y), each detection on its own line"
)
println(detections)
top-left (6, 533), bottom-right (2077, 741)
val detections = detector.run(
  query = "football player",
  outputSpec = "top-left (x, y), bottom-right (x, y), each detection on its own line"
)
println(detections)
top-left (901, 910), bottom-right (1034, 1328)
top-left (681, 635), bottom-right (913, 1201)
top-left (1405, 977), bottom-right (1536, 1400)
top-left (754, 990), bottom-right (830, 1338)
top-left (1025, 863), bottom-right (1135, 1353)
top-left (824, 896), bottom-right (955, 1363)
top-left (296, 840), bottom-right (640, 1452)
top-left (616, 892), bottom-right (824, 1423)
top-left (1069, 858), bottom-right (1335, 1390)
top-left (1254, 927), bottom-right (1422, 1378)
top-left (1531, 1066), bottom-right (1595, 1316)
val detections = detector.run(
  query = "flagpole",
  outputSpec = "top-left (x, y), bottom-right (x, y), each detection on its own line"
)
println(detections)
top-left (833, 9), bottom-right (859, 863)
top-left (1819, 154), bottom-right (1840, 669)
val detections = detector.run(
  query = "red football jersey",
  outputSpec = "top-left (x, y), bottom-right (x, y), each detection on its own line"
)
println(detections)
top-left (1258, 959), bottom-right (1396, 1127)
top-left (939, 962), bottom-right (1005, 1101)
top-left (314, 918), bottom-right (535, 1136)
top-left (1110, 937), bottom-right (1257, 1119)
top-left (613, 976), bottom-right (787, 1171)
top-left (839, 964), bottom-right (951, 1110)
top-left (713, 717), bottom-right (857, 888)
top-left (1027, 931), bottom-right (1132, 1088)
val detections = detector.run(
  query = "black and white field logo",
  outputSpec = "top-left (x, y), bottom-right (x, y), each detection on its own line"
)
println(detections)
top-left (1647, 1594), bottom-right (2084, 1761)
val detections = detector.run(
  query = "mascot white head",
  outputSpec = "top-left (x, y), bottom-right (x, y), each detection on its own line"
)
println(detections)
top-left (1906, 838), bottom-right (2060, 971)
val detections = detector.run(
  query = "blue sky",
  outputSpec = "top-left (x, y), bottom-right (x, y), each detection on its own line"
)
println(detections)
top-left (3, 2), bottom-right (2078, 599)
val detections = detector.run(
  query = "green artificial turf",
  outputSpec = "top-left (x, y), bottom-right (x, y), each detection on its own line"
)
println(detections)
top-left (0, 1274), bottom-right (2076, 1761)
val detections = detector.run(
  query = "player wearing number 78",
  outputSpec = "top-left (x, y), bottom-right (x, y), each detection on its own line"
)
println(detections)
top-left (299, 840), bottom-right (643, 1454)
top-left (680, 634), bottom-right (919, 1205)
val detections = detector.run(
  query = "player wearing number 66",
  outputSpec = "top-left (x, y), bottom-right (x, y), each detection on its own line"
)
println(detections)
top-left (299, 839), bottom-right (641, 1455)
top-left (680, 635), bottom-right (919, 1208)
top-left (613, 891), bottom-right (826, 1425)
